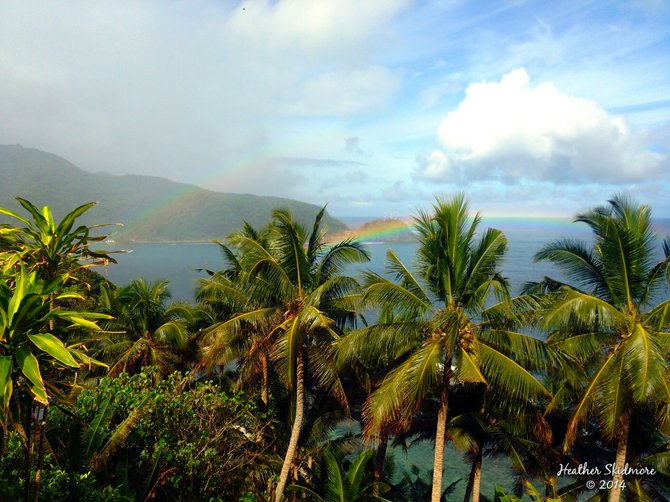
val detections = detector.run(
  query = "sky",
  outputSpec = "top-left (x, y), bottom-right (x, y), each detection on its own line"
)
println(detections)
top-left (1, 0), bottom-right (669, 218)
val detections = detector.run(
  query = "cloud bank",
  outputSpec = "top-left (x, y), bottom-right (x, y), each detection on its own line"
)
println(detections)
top-left (0, 0), bottom-right (408, 184)
top-left (417, 69), bottom-right (665, 185)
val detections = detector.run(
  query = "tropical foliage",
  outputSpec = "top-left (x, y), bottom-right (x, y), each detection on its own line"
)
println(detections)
top-left (0, 198), bottom-right (115, 501)
top-left (197, 207), bottom-right (370, 501)
top-left (339, 195), bottom-right (553, 501)
top-left (97, 278), bottom-right (194, 379)
top-left (527, 194), bottom-right (670, 502)
top-left (1, 194), bottom-right (669, 501)
top-left (0, 197), bottom-right (118, 282)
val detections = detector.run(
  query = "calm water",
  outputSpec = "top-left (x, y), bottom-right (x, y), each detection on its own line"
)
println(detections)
top-left (100, 217), bottom-right (670, 303)
top-left (94, 219), bottom-right (670, 498)
top-left (99, 222), bottom-right (591, 303)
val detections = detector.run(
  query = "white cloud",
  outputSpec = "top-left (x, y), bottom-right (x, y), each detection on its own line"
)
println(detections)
top-left (417, 150), bottom-right (451, 179)
top-left (417, 69), bottom-right (666, 184)
top-left (0, 0), bottom-right (409, 182)
top-left (281, 66), bottom-right (402, 116)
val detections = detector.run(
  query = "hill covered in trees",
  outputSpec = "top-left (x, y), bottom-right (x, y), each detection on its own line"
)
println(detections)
top-left (0, 144), bottom-right (347, 242)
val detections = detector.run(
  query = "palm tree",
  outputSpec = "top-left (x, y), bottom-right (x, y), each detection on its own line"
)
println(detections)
top-left (198, 207), bottom-right (369, 501)
top-left (98, 278), bottom-right (192, 379)
top-left (341, 194), bottom-right (552, 502)
top-left (196, 228), bottom-right (276, 405)
top-left (445, 384), bottom-right (557, 502)
top-left (527, 194), bottom-right (670, 502)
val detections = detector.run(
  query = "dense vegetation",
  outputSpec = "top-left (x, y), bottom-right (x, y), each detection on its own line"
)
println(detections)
top-left (1, 193), bottom-right (670, 501)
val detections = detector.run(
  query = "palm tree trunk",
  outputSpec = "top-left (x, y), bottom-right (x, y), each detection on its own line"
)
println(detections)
top-left (431, 358), bottom-right (452, 502)
top-left (373, 431), bottom-right (388, 497)
top-left (609, 414), bottom-right (630, 502)
top-left (463, 446), bottom-right (482, 502)
top-left (261, 353), bottom-right (269, 406)
top-left (472, 450), bottom-right (482, 502)
top-left (275, 351), bottom-right (305, 502)
top-left (374, 431), bottom-right (388, 482)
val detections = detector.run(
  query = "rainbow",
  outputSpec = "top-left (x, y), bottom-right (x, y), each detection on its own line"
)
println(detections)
top-left (326, 215), bottom-right (596, 245)
top-left (117, 144), bottom-right (277, 232)
top-left (118, 127), bottom-right (348, 232)
top-left (327, 218), bottom-right (414, 244)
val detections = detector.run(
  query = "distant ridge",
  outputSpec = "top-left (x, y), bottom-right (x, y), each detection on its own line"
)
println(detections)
top-left (0, 145), bottom-right (347, 242)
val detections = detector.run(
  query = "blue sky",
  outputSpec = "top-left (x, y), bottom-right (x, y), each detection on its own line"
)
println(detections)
top-left (1, 0), bottom-right (669, 218)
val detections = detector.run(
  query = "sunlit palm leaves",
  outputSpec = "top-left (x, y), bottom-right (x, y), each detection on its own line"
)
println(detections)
top-left (528, 194), bottom-right (670, 501)
top-left (98, 278), bottom-right (192, 379)
top-left (197, 206), bottom-right (369, 501)
top-left (340, 194), bottom-right (552, 502)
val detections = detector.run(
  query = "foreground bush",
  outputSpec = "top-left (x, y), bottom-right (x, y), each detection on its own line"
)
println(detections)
top-left (1, 370), bottom-right (275, 500)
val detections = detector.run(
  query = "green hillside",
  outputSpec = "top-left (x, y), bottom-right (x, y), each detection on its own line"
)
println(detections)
top-left (0, 144), bottom-right (347, 242)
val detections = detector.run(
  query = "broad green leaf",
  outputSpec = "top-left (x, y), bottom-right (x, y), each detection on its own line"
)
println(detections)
top-left (16, 348), bottom-right (48, 404)
top-left (7, 270), bottom-right (29, 323)
top-left (28, 333), bottom-right (79, 368)
top-left (55, 202), bottom-right (97, 237)
top-left (60, 315), bottom-right (102, 330)
top-left (0, 355), bottom-right (12, 413)
top-left (323, 449), bottom-right (347, 502)
top-left (0, 206), bottom-right (30, 225)
top-left (83, 398), bottom-right (113, 462)
top-left (346, 449), bottom-right (374, 496)
top-left (69, 348), bottom-right (108, 368)
top-left (55, 292), bottom-right (85, 301)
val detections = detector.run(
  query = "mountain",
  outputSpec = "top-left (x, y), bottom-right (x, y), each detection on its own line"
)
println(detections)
top-left (0, 145), bottom-right (347, 242)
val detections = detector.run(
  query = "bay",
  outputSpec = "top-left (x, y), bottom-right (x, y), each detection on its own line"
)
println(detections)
top-left (99, 219), bottom-right (590, 303)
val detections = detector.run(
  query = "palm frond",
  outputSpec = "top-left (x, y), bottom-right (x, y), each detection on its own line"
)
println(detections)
top-left (364, 340), bottom-right (444, 435)
top-left (309, 342), bottom-right (350, 413)
top-left (477, 343), bottom-right (551, 406)
top-left (534, 238), bottom-right (611, 300)
top-left (363, 276), bottom-right (432, 319)
top-left (336, 320), bottom-right (424, 368)
top-left (92, 398), bottom-right (148, 470)
top-left (622, 322), bottom-right (667, 403)
top-left (564, 350), bottom-right (619, 447)
top-left (480, 329), bottom-right (562, 371)
top-left (538, 287), bottom-right (623, 332)
top-left (316, 239), bottom-right (370, 283)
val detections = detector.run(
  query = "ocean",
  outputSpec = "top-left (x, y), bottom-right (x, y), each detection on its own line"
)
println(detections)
top-left (100, 217), bottom-right (597, 303)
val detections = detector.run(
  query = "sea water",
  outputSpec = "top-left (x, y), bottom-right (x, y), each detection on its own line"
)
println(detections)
top-left (99, 219), bottom-right (595, 302)
top-left (100, 217), bottom-right (670, 303)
